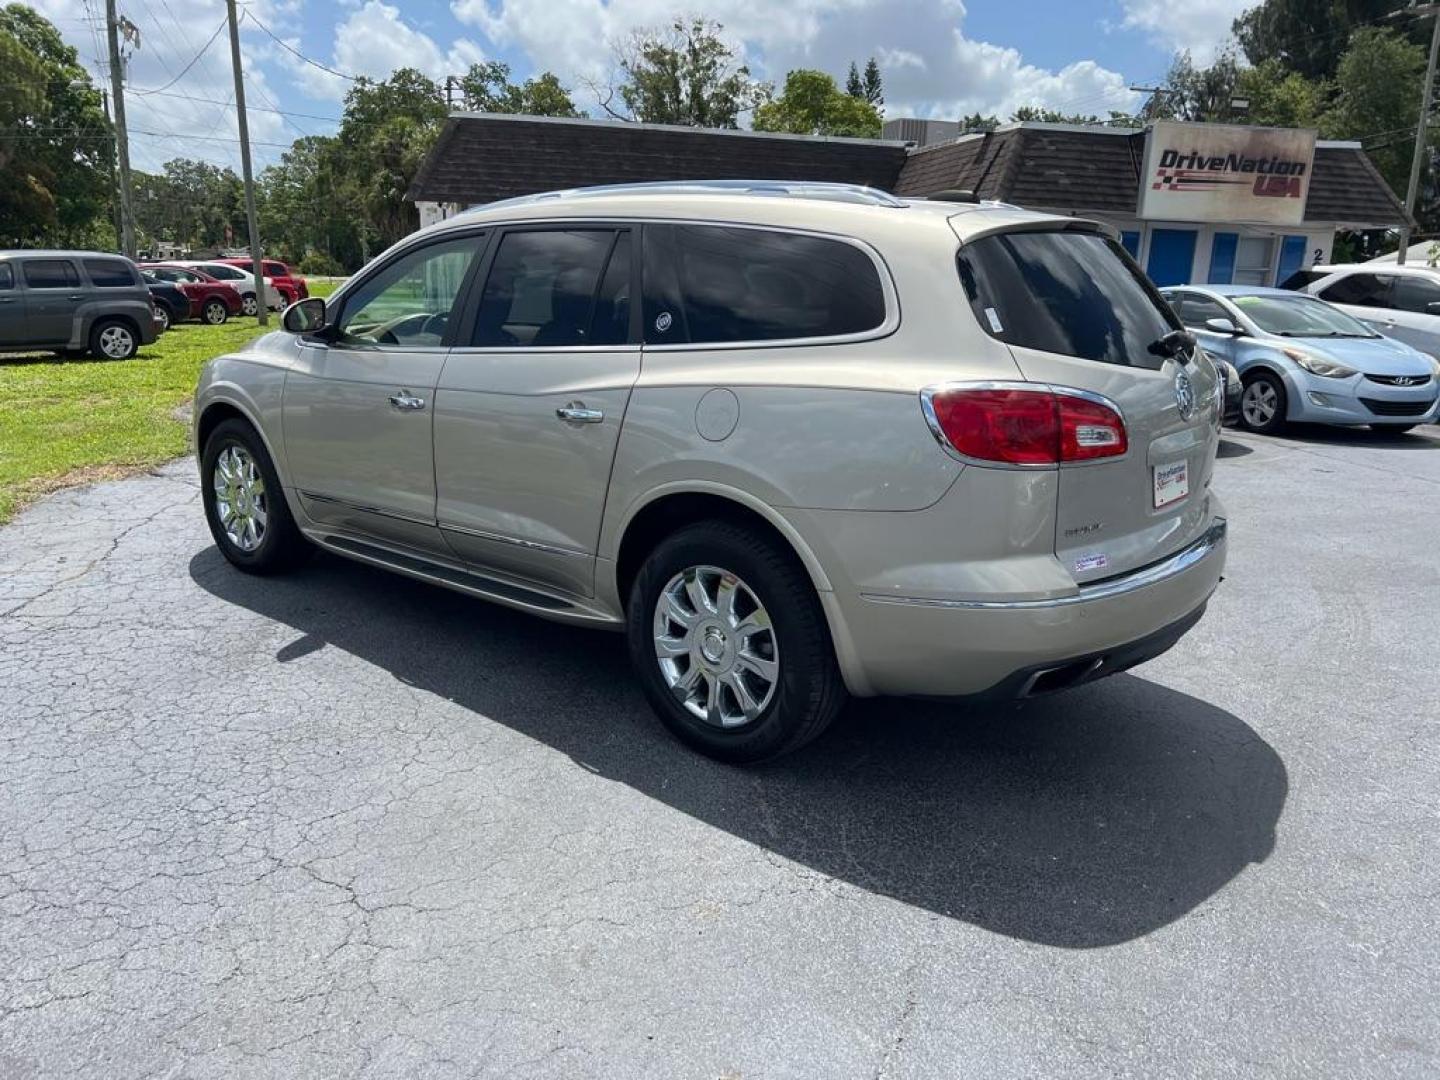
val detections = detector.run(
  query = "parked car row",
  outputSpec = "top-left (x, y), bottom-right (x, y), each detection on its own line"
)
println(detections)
top-left (0, 249), bottom-right (312, 359)
top-left (1163, 283), bottom-right (1440, 435)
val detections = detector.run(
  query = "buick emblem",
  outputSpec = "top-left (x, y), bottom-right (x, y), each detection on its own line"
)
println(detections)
top-left (1174, 370), bottom-right (1196, 420)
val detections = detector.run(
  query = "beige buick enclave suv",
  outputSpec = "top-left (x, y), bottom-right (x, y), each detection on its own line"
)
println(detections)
top-left (194, 181), bottom-right (1227, 762)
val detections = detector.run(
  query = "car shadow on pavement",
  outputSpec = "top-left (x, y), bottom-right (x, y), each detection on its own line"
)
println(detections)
top-left (1216, 437), bottom-right (1253, 459)
top-left (1279, 422), bottom-right (1440, 449)
top-left (190, 547), bottom-right (1286, 950)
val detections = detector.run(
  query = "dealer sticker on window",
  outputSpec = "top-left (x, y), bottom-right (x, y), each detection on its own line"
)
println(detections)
top-left (1153, 460), bottom-right (1189, 509)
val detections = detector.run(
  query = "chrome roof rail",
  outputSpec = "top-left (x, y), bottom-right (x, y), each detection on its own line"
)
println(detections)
top-left (466, 180), bottom-right (908, 213)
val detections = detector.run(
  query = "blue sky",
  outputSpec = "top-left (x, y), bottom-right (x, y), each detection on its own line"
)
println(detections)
top-left (30, 0), bottom-right (1251, 173)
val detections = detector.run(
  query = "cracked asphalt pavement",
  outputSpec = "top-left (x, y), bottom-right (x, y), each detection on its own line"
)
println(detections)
top-left (2, 426), bottom-right (1437, 1078)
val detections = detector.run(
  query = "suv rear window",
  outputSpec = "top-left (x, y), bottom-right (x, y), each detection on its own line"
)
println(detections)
top-left (24, 260), bottom-right (80, 288)
top-left (644, 224), bottom-right (886, 345)
top-left (957, 229), bottom-right (1179, 369)
top-left (83, 258), bottom-right (136, 287)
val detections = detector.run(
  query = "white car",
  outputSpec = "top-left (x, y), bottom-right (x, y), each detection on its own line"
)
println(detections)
top-left (173, 260), bottom-right (284, 315)
top-left (1280, 262), bottom-right (1440, 360)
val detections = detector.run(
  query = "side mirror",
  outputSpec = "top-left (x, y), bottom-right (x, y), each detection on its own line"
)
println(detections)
top-left (1204, 316), bottom-right (1241, 336)
top-left (283, 296), bottom-right (327, 334)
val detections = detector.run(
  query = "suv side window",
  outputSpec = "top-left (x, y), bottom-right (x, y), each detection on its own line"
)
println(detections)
top-left (1278, 269), bottom-right (1323, 291)
top-left (1391, 275), bottom-right (1440, 315)
top-left (83, 258), bottom-right (137, 288)
top-left (644, 223), bottom-right (886, 345)
top-left (472, 229), bottom-right (621, 348)
top-left (0, 264), bottom-right (12, 289)
top-left (1320, 273), bottom-right (1393, 308)
top-left (24, 260), bottom-right (81, 289)
top-left (336, 234), bottom-right (483, 347)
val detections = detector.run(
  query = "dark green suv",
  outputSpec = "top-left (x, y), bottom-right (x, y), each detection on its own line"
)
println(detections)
top-left (0, 251), bottom-right (159, 360)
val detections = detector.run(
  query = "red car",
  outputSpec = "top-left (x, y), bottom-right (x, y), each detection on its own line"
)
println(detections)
top-left (139, 264), bottom-right (242, 325)
top-left (218, 258), bottom-right (308, 305)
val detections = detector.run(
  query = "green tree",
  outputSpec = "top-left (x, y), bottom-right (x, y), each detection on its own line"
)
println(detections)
top-left (0, 4), bottom-right (113, 248)
top-left (1154, 50), bottom-right (1248, 123)
top-left (1321, 27), bottom-right (1429, 196)
top-left (861, 57), bottom-right (884, 108)
top-left (1009, 106), bottom-right (1140, 126)
top-left (845, 61), bottom-right (863, 99)
top-left (332, 69), bottom-right (447, 253)
top-left (753, 69), bottom-right (883, 137)
top-left (612, 18), bottom-right (768, 127)
top-left (458, 61), bottom-right (583, 117)
top-left (959, 112), bottom-right (1000, 133)
top-left (1234, 0), bottom-right (1413, 81)
top-left (1234, 59), bottom-right (1328, 128)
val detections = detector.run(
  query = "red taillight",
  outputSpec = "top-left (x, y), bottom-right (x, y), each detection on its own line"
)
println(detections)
top-left (924, 386), bottom-right (1127, 465)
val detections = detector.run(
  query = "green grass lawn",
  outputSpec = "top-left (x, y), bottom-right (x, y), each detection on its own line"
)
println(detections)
top-left (0, 319), bottom-right (272, 523)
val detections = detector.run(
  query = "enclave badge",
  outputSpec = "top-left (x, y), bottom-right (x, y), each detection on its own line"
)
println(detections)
top-left (1174, 370), bottom-right (1196, 420)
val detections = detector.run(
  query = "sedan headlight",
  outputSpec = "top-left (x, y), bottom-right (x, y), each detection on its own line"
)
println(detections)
top-left (1282, 347), bottom-right (1356, 379)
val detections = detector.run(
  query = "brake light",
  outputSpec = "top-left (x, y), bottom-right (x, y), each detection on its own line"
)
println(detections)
top-left (923, 385), bottom-right (1127, 465)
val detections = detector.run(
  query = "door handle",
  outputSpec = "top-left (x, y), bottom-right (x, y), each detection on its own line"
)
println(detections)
top-left (556, 403), bottom-right (604, 424)
top-left (68, 294), bottom-right (85, 301)
top-left (388, 390), bottom-right (426, 411)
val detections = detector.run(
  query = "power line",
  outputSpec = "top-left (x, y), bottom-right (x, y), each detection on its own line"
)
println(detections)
top-left (243, 10), bottom-right (357, 83)
top-left (130, 17), bottom-right (227, 96)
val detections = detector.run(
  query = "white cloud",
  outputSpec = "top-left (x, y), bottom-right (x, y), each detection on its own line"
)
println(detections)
top-left (455, 0), bottom-right (1138, 122)
top-left (1117, 0), bottom-right (1249, 64)
top-left (329, 1), bottom-right (486, 91)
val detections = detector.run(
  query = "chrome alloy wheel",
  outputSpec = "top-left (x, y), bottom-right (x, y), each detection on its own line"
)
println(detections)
top-left (212, 445), bottom-right (268, 552)
top-left (241, 294), bottom-right (258, 316)
top-left (98, 324), bottom-right (134, 358)
top-left (653, 565), bottom-right (780, 728)
top-left (1242, 380), bottom-right (1279, 427)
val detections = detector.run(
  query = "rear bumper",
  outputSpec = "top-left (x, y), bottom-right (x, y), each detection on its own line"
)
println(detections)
top-left (822, 517), bottom-right (1227, 698)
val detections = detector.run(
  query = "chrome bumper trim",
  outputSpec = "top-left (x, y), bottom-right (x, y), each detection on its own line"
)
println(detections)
top-left (861, 518), bottom-right (1227, 610)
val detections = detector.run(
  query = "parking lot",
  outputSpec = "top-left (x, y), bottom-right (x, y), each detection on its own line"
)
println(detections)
top-left (1, 424), bottom-right (1437, 1078)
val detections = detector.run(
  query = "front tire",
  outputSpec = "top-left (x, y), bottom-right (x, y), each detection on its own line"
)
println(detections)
top-left (626, 520), bottom-right (847, 763)
top-left (89, 318), bottom-right (138, 361)
top-left (203, 299), bottom-right (228, 325)
top-left (1239, 371), bottom-right (1287, 434)
top-left (201, 418), bottom-right (312, 574)
top-left (241, 293), bottom-right (258, 316)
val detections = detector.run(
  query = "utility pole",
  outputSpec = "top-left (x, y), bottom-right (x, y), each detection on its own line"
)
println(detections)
top-left (104, 0), bottom-right (136, 258)
top-left (226, 0), bottom-right (268, 324)
top-left (1397, 2), bottom-right (1440, 265)
top-left (101, 90), bottom-right (124, 250)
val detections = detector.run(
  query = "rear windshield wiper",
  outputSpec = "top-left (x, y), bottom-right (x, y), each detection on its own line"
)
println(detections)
top-left (1148, 329), bottom-right (1196, 363)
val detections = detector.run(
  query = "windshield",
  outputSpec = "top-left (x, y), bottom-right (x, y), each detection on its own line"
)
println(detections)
top-left (957, 230), bottom-right (1181, 369)
top-left (1231, 294), bottom-right (1378, 338)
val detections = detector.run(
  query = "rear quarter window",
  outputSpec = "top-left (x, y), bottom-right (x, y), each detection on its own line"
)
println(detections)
top-left (83, 258), bottom-right (138, 288)
top-left (643, 224), bottom-right (887, 345)
top-left (956, 229), bottom-right (1179, 369)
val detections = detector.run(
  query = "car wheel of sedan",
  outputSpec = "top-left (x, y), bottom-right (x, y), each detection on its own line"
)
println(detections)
top-left (241, 293), bottom-right (258, 316)
top-left (154, 304), bottom-right (171, 333)
top-left (1239, 371), bottom-right (1287, 434)
top-left (626, 520), bottom-right (847, 763)
top-left (88, 319), bottom-right (137, 361)
top-left (201, 418), bottom-right (312, 575)
top-left (203, 299), bottom-right (228, 325)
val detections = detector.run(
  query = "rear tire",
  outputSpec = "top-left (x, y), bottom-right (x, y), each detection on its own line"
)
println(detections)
top-left (154, 304), bottom-right (171, 333)
top-left (626, 520), bottom-right (847, 763)
top-left (1239, 371), bottom-right (1287, 434)
top-left (203, 299), bottom-right (228, 325)
top-left (201, 418), bottom-right (312, 575)
top-left (89, 318), bottom-right (138, 361)
top-left (241, 293), bottom-right (258, 316)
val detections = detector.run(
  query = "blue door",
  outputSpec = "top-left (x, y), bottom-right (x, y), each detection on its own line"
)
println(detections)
top-left (1120, 231), bottom-right (1141, 259)
top-left (1275, 234), bottom-right (1306, 286)
top-left (1146, 229), bottom-right (1198, 287)
top-left (1208, 233), bottom-right (1238, 284)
